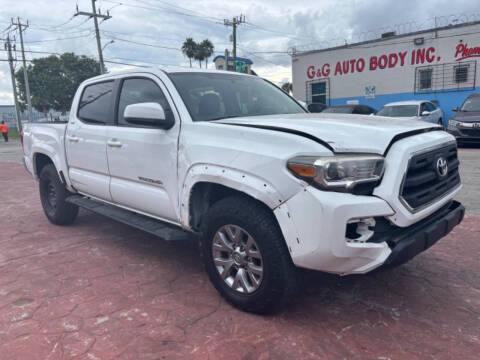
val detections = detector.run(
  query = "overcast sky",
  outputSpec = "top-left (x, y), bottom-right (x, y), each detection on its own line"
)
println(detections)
top-left (0, 0), bottom-right (478, 105)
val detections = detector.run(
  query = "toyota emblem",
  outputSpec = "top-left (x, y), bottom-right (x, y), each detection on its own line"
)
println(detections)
top-left (436, 157), bottom-right (448, 178)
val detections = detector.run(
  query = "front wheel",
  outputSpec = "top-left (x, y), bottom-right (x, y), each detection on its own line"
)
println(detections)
top-left (200, 196), bottom-right (298, 314)
top-left (39, 164), bottom-right (79, 225)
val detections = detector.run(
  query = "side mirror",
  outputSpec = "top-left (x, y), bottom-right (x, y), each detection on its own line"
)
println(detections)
top-left (452, 107), bottom-right (459, 112)
top-left (307, 103), bottom-right (326, 113)
top-left (124, 102), bottom-right (174, 129)
top-left (421, 110), bottom-right (430, 116)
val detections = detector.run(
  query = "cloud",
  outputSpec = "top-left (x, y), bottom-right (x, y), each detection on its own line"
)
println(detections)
top-left (0, 0), bottom-right (476, 104)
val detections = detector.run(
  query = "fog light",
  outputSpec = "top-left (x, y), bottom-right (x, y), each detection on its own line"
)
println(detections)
top-left (345, 217), bottom-right (375, 243)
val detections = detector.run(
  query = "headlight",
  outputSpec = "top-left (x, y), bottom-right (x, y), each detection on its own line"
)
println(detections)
top-left (287, 155), bottom-right (385, 193)
top-left (449, 119), bottom-right (460, 127)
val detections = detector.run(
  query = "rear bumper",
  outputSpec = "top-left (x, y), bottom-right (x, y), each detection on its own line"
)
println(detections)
top-left (383, 200), bottom-right (465, 266)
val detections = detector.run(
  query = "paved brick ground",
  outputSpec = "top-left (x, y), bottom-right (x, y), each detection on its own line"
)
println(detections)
top-left (0, 162), bottom-right (479, 360)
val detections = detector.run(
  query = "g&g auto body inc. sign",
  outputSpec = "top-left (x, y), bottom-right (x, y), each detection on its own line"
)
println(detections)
top-left (306, 42), bottom-right (478, 79)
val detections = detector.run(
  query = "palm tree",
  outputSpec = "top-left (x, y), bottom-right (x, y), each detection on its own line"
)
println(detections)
top-left (194, 45), bottom-right (205, 68)
top-left (200, 39), bottom-right (214, 69)
top-left (181, 38), bottom-right (197, 68)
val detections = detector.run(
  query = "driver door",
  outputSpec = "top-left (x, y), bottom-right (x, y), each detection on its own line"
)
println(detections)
top-left (106, 75), bottom-right (180, 222)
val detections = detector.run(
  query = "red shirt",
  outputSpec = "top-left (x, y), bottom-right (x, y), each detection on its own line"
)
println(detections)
top-left (0, 124), bottom-right (8, 133)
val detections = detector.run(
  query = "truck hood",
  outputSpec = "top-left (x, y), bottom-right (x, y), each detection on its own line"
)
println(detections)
top-left (216, 113), bottom-right (441, 154)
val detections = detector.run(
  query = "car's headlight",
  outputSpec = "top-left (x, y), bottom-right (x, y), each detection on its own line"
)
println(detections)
top-left (449, 119), bottom-right (460, 127)
top-left (287, 155), bottom-right (385, 193)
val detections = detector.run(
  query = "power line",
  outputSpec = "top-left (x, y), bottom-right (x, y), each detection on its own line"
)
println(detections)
top-left (102, 0), bottom-right (221, 23)
top-left (131, 0), bottom-right (222, 21)
top-left (23, 33), bottom-right (93, 44)
top-left (103, 34), bottom-right (181, 51)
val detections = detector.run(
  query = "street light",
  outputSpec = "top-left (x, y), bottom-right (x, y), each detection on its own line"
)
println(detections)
top-left (102, 40), bottom-right (114, 51)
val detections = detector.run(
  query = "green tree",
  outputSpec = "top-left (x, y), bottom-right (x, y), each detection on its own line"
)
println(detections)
top-left (181, 38), bottom-right (197, 68)
top-left (15, 53), bottom-right (101, 115)
top-left (200, 39), bottom-right (214, 69)
top-left (281, 82), bottom-right (292, 94)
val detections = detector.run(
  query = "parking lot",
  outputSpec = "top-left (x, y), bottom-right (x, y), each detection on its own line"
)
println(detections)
top-left (0, 140), bottom-right (479, 359)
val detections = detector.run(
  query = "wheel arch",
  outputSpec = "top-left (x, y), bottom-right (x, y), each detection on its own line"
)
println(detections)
top-left (33, 152), bottom-right (56, 177)
top-left (180, 164), bottom-right (288, 231)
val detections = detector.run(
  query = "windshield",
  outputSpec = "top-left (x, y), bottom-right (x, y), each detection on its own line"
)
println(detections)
top-left (168, 72), bottom-right (306, 121)
top-left (460, 96), bottom-right (480, 112)
top-left (376, 105), bottom-right (419, 117)
top-left (322, 106), bottom-right (353, 114)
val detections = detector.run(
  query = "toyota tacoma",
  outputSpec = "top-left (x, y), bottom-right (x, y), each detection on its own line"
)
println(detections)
top-left (22, 68), bottom-right (464, 313)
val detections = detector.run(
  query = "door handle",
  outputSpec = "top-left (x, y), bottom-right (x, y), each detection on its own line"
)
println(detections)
top-left (67, 135), bottom-right (79, 142)
top-left (107, 139), bottom-right (122, 148)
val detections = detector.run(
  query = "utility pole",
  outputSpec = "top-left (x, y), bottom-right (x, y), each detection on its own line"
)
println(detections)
top-left (224, 15), bottom-right (245, 72)
top-left (11, 17), bottom-right (33, 121)
top-left (4, 36), bottom-right (22, 131)
top-left (75, 0), bottom-right (111, 74)
top-left (224, 49), bottom-right (229, 70)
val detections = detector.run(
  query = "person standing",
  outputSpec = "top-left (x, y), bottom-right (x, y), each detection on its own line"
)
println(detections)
top-left (1, 121), bottom-right (8, 142)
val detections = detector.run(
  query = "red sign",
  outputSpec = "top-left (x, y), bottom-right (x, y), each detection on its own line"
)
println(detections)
top-left (307, 47), bottom-right (437, 79)
top-left (455, 43), bottom-right (480, 61)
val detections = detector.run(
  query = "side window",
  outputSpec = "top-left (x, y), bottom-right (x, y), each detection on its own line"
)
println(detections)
top-left (78, 81), bottom-right (114, 124)
top-left (420, 103), bottom-right (428, 114)
top-left (117, 78), bottom-right (173, 126)
top-left (352, 106), bottom-right (362, 114)
top-left (426, 102), bottom-right (436, 112)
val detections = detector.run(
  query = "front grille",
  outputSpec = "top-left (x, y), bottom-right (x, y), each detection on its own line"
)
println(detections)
top-left (460, 128), bottom-right (480, 137)
top-left (400, 142), bottom-right (460, 211)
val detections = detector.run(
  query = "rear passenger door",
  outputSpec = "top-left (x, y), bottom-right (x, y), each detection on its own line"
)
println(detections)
top-left (106, 75), bottom-right (180, 223)
top-left (66, 80), bottom-right (114, 201)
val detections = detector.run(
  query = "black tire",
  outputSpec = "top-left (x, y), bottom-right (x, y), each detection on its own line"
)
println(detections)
top-left (39, 163), bottom-right (79, 225)
top-left (200, 195), bottom-right (298, 314)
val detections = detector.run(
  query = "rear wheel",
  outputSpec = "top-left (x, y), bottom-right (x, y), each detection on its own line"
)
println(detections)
top-left (39, 164), bottom-right (79, 225)
top-left (200, 195), bottom-right (298, 314)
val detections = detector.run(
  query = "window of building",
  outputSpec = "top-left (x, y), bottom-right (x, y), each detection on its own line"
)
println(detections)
top-left (78, 81), bottom-right (114, 124)
top-left (454, 64), bottom-right (469, 83)
top-left (117, 78), bottom-right (173, 126)
top-left (419, 69), bottom-right (432, 90)
top-left (414, 61), bottom-right (476, 93)
top-left (311, 81), bottom-right (327, 104)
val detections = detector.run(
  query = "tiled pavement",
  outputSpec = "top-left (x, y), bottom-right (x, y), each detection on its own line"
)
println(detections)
top-left (0, 162), bottom-right (479, 359)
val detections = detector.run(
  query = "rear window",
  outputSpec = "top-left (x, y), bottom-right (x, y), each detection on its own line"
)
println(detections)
top-left (376, 105), bottom-right (418, 117)
top-left (78, 81), bottom-right (114, 124)
top-left (322, 106), bottom-right (354, 114)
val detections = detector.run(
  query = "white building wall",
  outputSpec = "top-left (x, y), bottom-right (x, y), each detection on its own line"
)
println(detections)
top-left (292, 22), bottom-right (480, 120)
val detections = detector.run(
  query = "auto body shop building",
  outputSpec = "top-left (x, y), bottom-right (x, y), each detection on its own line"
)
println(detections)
top-left (292, 21), bottom-right (480, 119)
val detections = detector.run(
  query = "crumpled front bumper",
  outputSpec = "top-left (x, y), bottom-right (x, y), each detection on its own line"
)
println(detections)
top-left (274, 186), bottom-right (395, 275)
top-left (382, 200), bottom-right (464, 266)
top-left (274, 186), bottom-right (464, 275)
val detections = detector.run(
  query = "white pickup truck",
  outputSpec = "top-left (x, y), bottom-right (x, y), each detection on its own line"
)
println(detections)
top-left (22, 68), bottom-right (465, 313)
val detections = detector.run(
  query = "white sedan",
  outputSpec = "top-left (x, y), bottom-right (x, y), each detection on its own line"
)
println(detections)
top-left (376, 100), bottom-right (444, 125)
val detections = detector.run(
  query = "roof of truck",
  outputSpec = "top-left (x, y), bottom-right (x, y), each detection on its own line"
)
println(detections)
top-left (89, 66), bottom-right (253, 82)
